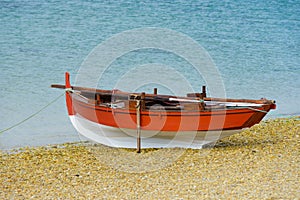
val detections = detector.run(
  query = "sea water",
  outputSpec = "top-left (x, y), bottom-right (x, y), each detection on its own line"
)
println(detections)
top-left (0, 0), bottom-right (299, 149)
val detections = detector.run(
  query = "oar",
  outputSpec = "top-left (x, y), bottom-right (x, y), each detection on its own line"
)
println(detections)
top-left (168, 97), bottom-right (203, 103)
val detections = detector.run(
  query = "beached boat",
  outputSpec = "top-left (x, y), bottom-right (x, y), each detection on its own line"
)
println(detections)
top-left (52, 72), bottom-right (276, 151)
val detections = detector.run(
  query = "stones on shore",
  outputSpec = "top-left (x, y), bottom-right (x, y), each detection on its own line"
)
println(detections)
top-left (0, 118), bottom-right (299, 199)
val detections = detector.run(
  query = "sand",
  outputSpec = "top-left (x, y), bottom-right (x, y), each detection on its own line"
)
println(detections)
top-left (1, 117), bottom-right (299, 199)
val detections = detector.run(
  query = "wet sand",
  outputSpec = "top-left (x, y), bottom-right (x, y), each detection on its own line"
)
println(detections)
top-left (1, 118), bottom-right (299, 199)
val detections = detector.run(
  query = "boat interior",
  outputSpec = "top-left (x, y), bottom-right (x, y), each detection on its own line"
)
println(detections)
top-left (51, 84), bottom-right (275, 112)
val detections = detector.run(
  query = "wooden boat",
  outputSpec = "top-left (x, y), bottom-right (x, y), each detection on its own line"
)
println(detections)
top-left (52, 72), bottom-right (276, 151)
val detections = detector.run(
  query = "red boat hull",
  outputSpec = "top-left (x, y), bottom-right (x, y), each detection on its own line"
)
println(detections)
top-left (67, 92), bottom-right (272, 132)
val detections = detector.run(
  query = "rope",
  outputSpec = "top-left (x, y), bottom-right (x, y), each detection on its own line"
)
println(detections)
top-left (0, 92), bottom-right (65, 135)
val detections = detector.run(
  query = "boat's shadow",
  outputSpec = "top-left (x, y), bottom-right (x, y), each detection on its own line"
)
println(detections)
top-left (212, 138), bottom-right (277, 149)
top-left (210, 131), bottom-right (280, 149)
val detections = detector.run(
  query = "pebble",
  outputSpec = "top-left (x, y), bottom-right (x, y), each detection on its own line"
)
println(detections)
top-left (0, 118), bottom-right (299, 199)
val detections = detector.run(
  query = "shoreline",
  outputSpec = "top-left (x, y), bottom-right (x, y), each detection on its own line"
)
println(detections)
top-left (1, 117), bottom-right (299, 199)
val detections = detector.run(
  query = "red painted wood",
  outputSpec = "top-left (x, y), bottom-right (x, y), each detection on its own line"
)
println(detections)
top-left (69, 94), bottom-right (272, 131)
top-left (61, 71), bottom-right (275, 132)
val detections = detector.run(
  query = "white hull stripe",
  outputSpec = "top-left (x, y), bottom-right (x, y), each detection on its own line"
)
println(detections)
top-left (69, 115), bottom-right (243, 149)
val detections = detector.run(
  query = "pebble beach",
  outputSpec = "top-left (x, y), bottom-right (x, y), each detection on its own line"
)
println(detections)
top-left (1, 117), bottom-right (299, 199)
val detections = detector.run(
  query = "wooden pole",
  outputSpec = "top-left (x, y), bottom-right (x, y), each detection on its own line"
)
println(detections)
top-left (154, 88), bottom-right (157, 95)
top-left (202, 86), bottom-right (206, 98)
top-left (136, 99), bottom-right (141, 153)
top-left (136, 92), bottom-right (145, 153)
top-left (141, 92), bottom-right (145, 109)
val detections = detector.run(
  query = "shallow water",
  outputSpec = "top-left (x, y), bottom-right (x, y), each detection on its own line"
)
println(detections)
top-left (0, 0), bottom-right (299, 149)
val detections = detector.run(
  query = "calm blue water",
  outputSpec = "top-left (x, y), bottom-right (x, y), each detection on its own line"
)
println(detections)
top-left (0, 0), bottom-right (299, 150)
